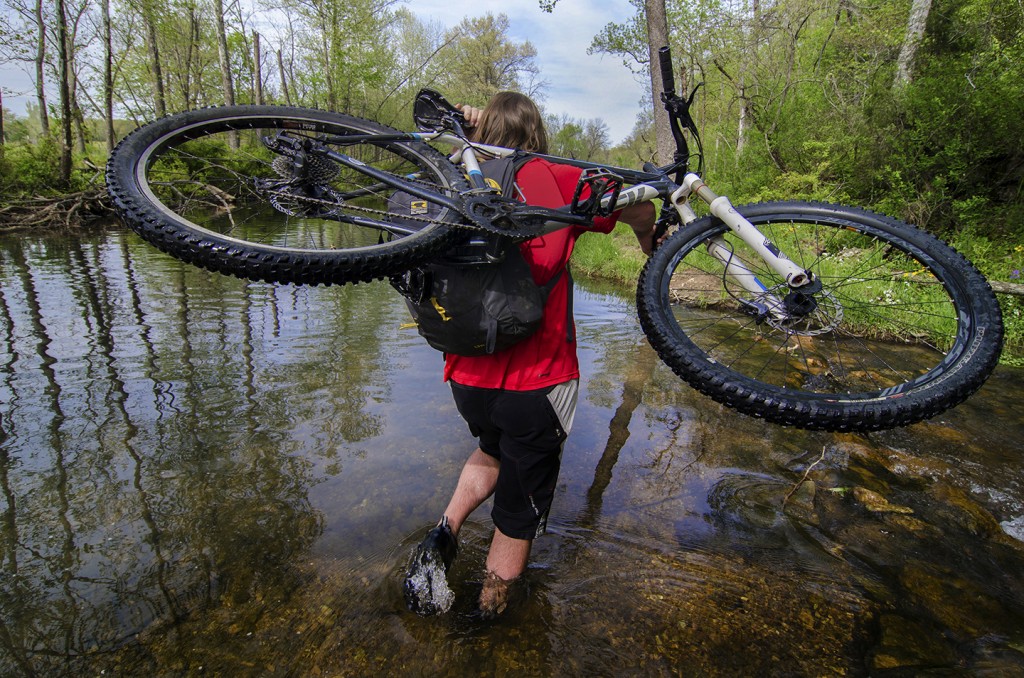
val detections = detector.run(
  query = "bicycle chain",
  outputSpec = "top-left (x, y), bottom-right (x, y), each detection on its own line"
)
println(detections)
top-left (261, 184), bottom-right (551, 240)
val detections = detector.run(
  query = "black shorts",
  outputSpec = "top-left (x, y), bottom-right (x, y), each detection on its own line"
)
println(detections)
top-left (450, 381), bottom-right (576, 540)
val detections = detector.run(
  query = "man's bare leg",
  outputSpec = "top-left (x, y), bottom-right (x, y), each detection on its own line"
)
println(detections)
top-left (440, 449), bottom-right (533, 616)
top-left (479, 529), bottom-right (530, 616)
top-left (486, 529), bottom-right (531, 580)
top-left (443, 448), bottom-right (499, 536)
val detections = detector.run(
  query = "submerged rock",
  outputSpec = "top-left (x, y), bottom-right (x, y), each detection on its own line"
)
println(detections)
top-left (852, 487), bottom-right (914, 514)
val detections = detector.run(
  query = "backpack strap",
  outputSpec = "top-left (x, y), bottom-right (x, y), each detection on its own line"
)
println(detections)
top-left (564, 266), bottom-right (575, 343)
top-left (479, 151), bottom-right (531, 199)
top-left (482, 153), bottom-right (576, 345)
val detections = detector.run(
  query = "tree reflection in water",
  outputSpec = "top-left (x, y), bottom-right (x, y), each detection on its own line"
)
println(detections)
top-left (0, 231), bottom-right (400, 674)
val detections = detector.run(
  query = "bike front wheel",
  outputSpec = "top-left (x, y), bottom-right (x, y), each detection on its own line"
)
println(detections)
top-left (106, 106), bottom-right (469, 285)
top-left (637, 201), bottom-right (1004, 431)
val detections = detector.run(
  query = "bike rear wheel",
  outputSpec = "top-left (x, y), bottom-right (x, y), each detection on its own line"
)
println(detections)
top-left (637, 201), bottom-right (1004, 431)
top-left (106, 106), bottom-right (469, 285)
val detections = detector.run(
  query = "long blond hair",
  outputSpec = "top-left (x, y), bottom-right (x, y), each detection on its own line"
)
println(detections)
top-left (473, 92), bottom-right (548, 154)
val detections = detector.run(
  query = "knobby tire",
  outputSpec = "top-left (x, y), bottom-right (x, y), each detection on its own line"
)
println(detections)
top-left (637, 201), bottom-right (1004, 431)
top-left (106, 105), bottom-right (469, 285)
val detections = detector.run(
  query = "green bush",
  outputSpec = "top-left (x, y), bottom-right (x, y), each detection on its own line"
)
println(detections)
top-left (0, 138), bottom-right (63, 195)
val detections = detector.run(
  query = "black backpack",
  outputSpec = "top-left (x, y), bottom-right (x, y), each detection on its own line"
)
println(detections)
top-left (390, 155), bottom-right (564, 357)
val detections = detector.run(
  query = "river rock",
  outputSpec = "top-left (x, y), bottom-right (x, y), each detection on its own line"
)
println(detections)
top-left (852, 486), bottom-right (914, 514)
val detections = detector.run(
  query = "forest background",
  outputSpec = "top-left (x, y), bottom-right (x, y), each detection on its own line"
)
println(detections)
top-left (0, 0), bottom-right (1022, 359)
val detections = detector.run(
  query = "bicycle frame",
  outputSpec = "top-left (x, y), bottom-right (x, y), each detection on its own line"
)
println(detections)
top-left (408, 130), bottom-right (815, 315)
top-left (104, 47), bottom-right (1003, 431)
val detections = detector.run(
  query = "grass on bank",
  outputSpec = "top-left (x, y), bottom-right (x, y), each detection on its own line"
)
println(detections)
top-left (574, 223), bottom-right (1024, 366)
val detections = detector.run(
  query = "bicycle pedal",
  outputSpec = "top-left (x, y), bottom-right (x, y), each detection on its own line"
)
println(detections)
top-left (570, 168), bottom-right (623, 218)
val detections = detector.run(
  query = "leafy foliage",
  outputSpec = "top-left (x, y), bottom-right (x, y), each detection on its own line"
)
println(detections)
top-left (2, 0), bottom-right (1021, 247)
top-left (585, 0), bottom-right (1023, 242)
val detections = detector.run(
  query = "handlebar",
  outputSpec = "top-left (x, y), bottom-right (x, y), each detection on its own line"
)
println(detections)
top-left (658, 46), bottom-right (676, 97)
top-left (655, 46), bottom-right (703, 180)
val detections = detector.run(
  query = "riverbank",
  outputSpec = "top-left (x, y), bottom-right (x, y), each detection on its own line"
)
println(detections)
top-left (0, 149), bottom-right (110, 231)
top-left (0, 187), bottom-right (110, 231)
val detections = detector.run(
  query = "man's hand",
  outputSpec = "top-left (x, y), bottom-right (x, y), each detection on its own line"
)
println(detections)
top-left (620, 202), bottom-right (658, 256)
top-left (455, 103), bottom-right (483, 128)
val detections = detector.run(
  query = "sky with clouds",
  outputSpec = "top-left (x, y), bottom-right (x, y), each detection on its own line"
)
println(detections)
top-left (0, 0), bottom-right (649, 144)
top-left (407, 0), bottom-right (648, 143)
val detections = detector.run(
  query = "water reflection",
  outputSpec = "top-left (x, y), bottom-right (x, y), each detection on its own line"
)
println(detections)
top-left (0, 226), bottom-right (1022, 676)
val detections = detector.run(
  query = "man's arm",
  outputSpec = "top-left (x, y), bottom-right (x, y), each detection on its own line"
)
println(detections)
top-left (619, 202), bottom-right (658, 255)
top-left (456, 104), bottom-right (483, 128)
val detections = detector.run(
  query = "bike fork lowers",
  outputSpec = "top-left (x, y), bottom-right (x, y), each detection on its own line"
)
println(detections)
top-left (671, 174), bottom-right (813, 321)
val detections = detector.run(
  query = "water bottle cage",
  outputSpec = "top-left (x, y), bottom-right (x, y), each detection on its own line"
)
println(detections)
top-left (570, 168), bottom-right (624, 219)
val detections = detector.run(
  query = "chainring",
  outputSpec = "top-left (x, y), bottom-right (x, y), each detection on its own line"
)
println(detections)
top-left (461, 194), bottom-right (553, 240)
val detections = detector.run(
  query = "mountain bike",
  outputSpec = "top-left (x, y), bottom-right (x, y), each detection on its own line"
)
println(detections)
top-left (105, 47), bottom-right (1004, 432)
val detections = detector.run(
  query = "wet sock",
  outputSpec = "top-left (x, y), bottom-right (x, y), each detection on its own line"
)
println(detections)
top-left (478, 570), bottom-right (515, 620)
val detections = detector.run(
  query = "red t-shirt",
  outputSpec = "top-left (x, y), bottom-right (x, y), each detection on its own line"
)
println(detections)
top-left (443, 158), bottom-right (619, 391)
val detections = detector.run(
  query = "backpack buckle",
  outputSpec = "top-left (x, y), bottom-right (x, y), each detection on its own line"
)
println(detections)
top-left (570, 168), bottom-right (623, 219)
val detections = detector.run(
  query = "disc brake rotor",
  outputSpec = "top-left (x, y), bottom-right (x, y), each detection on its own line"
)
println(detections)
top-left (766, 288), bottom-right (844, 336)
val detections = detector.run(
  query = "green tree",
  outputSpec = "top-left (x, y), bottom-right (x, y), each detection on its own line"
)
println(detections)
top-left (281, 0), bottom-right (393, 114)
top-left (547, 113), bottom-right (611, 161)
top-left (873, 0), bottom-right (1024, 234)
top-left (375, 9), bottom-right (455, 127)
top-left (437, 13), bottom-right (542, 107)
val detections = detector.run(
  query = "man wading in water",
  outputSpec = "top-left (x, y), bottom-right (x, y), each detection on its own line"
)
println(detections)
top-left (403, 92), bottom-right (657, 618)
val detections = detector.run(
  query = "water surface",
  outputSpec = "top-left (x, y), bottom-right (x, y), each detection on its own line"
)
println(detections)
top-left (1, 226), bottom-right (1022, 676)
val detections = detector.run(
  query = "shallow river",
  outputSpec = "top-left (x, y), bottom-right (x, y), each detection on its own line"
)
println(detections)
top-left (1, 226), bottom-right (1022, 676)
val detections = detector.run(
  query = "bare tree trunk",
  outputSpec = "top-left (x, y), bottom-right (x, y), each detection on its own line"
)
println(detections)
top-left (213, 0), bottom-right (235, 106)
top-left (322, 29), bottom-right (336, 111)
top-left (1, 89), bottom-right (5, 147)
top-left (143, 4), bottom-right (166, 117)
top-left (34, 0), bottom-right (50, 135)
top-left (644, 0), bottom-right (673, 165)
top-left (254, 32), bottom-right (264, 105)
top-left (894, 0), bottom-right (932, 89)
top-left (183, 9), bottom-right (198, 108)
top-left (736, 0), bottom-right (759, 158)
top-left (66, 24), bottom-right (86, 155)
top-left (102, 0), bottom-right (114, 151)
top-left (277, 49), bottom-right (291, 105)
top-left (55, 0), bottom-right (73, 185)
top-left (737, 80), bottom-right (747, 156)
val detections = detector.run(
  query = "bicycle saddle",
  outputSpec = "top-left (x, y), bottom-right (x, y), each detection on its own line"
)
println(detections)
top-left (414, 89), bottom-right (468, 132)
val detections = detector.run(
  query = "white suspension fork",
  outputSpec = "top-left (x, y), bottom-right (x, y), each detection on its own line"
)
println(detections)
top-left (678, 174), bottom-right (812, 287)
top-left (669, 174), bottom-right (815, 321)
top-left (704, 237), bottom-right (788, 317)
